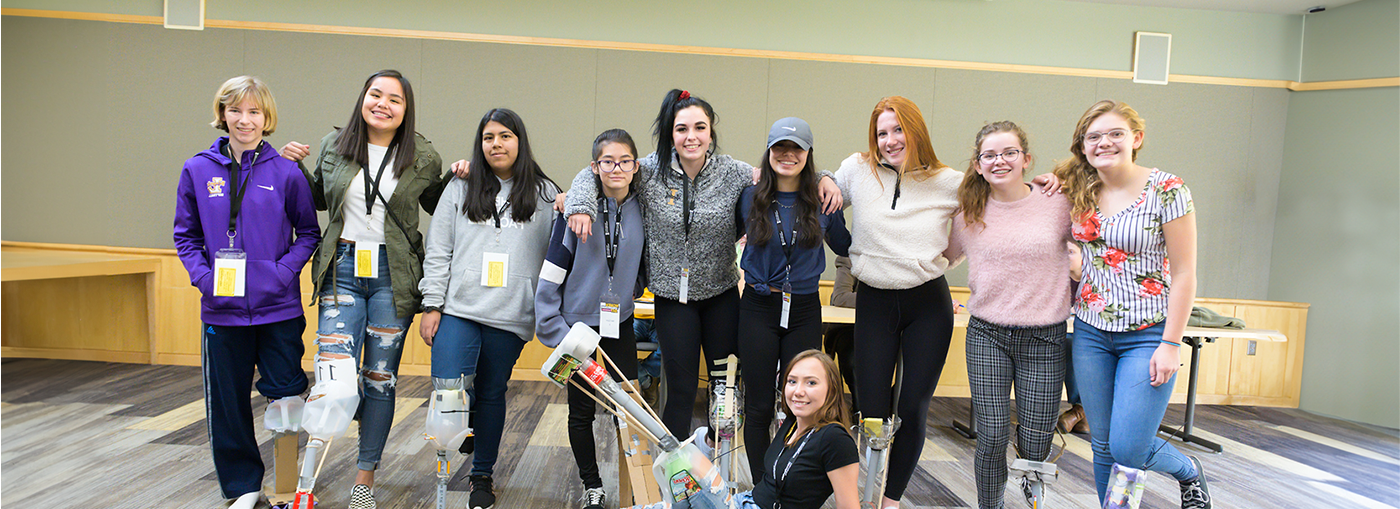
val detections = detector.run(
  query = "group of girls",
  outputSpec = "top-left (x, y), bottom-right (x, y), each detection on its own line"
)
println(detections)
top-left (177, 68), bottom-right (1208, 509)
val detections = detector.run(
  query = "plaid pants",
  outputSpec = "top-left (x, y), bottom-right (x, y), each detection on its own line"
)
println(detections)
top-left (966, 316), bottom-right (1068, 509)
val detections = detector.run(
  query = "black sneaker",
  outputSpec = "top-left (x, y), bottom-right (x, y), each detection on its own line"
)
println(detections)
top-left (469, 475), bottom-right (495, 509)
top-left (582, 487), bottom-right (606, 509)
top-left (1179, 456), bottom-right (1212, 509)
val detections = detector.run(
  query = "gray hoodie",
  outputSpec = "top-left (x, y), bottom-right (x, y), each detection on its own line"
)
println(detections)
top-left (420, 175), bottom-right (560, 341)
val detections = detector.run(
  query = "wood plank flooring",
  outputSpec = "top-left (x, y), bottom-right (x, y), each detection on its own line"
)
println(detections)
top-left (3, 358), bottom-right (1397, 508)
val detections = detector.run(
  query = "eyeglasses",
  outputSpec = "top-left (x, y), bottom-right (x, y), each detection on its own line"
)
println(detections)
top-left (1082, 129), bottom-right (1131, 145)
top-left (593, 159), bottom-right (638, 173)
top-left (978, 149), bottom-right (1023, 165)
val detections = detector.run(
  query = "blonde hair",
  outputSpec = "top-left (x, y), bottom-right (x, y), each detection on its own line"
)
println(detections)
top-left (210, 76), bottom-right (277, 135)
top-left (780, 350), bottom-right (853, 439)
top-left (958, 121), bottom-right (1032, 229)
top-left (1053, 100), bottom-right (1145, 219)
top-left (865, 96), bottom-right (946, 184)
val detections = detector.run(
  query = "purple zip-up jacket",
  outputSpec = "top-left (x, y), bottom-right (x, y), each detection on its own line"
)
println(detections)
top-left (173, 137), bottom-right (321, 326)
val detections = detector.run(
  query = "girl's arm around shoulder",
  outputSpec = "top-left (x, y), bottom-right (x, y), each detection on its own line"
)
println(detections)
top-left (832, 153), bottom-right (868, 206)
top-left (277, 157), bottom-right (322, 273)
top-left (415, 136), bottom-right (448, 214)
top-left (534, 213), bottom-right (578, 348)
top-left (418, 178), bottom-right (467, 309)
top-left (562, 167), bottom-right (600, 219)
top-left (824, 208), bottom-right (852, 257)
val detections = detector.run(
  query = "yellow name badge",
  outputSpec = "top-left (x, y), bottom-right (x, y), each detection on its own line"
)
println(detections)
top-left (481, 252), bottom-right (509, 287)
top-left (355, 241), bottom-right (380, 279)
top-left (212, 250), bottom-right (246, 297)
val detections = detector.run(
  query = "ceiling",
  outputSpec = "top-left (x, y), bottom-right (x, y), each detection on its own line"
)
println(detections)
top-left (1061, 0), bottom-right (1362, 15)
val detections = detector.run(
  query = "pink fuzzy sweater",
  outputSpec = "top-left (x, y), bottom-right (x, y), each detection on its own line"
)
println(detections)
top-left (945, 183), bottom-right (1073, 327)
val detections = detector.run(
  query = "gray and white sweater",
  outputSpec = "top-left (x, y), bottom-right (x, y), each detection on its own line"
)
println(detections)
top-left (420, 175), bottom-right (560, 341)
top-left (534, 195), bottom-right (645, 348)
top-left (834, 153), bottom-right (963, 290)
top-left (564, 151), bottom-right (751, 302)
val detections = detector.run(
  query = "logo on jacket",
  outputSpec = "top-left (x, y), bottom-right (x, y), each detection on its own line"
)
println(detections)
top-left (207, 177), bottom-right (226, 197)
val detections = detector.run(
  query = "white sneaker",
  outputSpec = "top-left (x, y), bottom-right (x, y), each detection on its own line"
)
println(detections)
top-left (229, 492), bottom-right (261, 509)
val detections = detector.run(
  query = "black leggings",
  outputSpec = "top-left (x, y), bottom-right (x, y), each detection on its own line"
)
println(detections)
top-left (653, 287), bottom-right (740, 438)
top-left (737, 290), bottom-right (823, 481)
top-left (854, 277), bottom-right (955, 501)
top-left (567, 319), bottom-right (638, 489)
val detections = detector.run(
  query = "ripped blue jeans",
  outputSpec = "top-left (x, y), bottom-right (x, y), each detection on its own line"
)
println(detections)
top-left (317, 242), bottom-right (414, 471)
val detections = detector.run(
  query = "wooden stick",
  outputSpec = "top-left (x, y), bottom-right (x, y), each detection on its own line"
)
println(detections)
top-left (312, 437), bottom-right (333, 480)
top-left (598, 349), bottom-right (665, 426)
top-left (570, 378), bottom-right (661, 445)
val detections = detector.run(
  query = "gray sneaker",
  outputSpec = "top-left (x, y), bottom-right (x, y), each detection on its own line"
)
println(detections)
top-left (1179, 456), bottom-right (1212, 509)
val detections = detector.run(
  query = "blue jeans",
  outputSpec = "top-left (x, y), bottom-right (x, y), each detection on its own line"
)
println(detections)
top-left (1072, 318), bottom-right (1197, 502)
top-left (634, 318), bottom-right (662, 388)
top-left (431, 313), bottom-right (525, 477)
top-left (316, 242), bottom-right (414, 471)
top-left (1065, 332), bottom-right (1080, 405)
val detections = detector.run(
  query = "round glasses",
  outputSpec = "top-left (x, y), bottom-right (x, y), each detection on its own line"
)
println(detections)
top-left (978, 149), bottom-right (1023, 165)
top-left (1082, 129), bottom-right (1131, 145)
top-left (593, 159), bottom-right (638, 173)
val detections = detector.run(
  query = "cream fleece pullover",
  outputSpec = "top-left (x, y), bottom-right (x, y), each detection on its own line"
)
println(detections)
top-left (834, 153), bottom-right (962, 290)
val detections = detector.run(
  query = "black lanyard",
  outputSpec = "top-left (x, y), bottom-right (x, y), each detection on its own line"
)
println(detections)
top-left (772, 205), bottom-right (794, 284)
top-left (772, 426), bottom-right (815, 494)
top-left (362, 141), bottom-right (398, 217)
top-left (491, 197), bottom-right (512, 229)
top-left (880, 162), bottom-right (902, 210)
top-left (600, 197), bottom-right (623, 277)
top-left (222, 141), bottom-right (263, 234)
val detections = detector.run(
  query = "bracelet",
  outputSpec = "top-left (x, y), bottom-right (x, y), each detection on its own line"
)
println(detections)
top-left (1161, 340), bottom-right (1182, 347)
top-left (422, 305), bottom-right (442, 314)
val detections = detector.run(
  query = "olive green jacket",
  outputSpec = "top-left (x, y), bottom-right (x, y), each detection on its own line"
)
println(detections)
top-left (301, 130), bottom-right (447, 318)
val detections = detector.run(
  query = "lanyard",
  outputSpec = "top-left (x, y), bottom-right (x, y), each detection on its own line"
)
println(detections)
top-left (491, 197), bottom-right (512, 229)
top-left (880, 161), bottom-right (902, 210)
top-left (222, 140), bottom-right (263, 235)
top-left (772, 426), bottom-right (815, 492)
top-left (681, 171), bottom-right (693, 239)
top-left (772, 205), bottom-right (794, 284)
top-left (600, 197), bottom-right (623, 277)
top-left (362, 140), bottom-right (398, 217)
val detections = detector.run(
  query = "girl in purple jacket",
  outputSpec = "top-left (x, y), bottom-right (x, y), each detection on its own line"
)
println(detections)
top-left (173, 76), bottom-right (320, 509)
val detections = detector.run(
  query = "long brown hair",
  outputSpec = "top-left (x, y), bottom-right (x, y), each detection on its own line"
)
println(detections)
top-left (748, 148), bottom-right (822, 249)
top-left (865, 96), bottom-right (947, 185)
top-left (1052, 100), bottom-right (1146, 219)
top-left (958, 121), bottom-right (1032, 229)
top-left (780, 350), bottom-right (853, 438)
top-left (331, 70), bottom-right (418, 179)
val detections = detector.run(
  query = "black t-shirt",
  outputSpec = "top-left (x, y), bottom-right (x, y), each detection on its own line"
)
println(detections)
top-left (751, 421), bottom-right (859, 509)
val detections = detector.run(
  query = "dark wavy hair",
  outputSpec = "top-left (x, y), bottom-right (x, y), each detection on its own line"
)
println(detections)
top-left (652, 89), bottom-right (719, 165)
top-left (331, 70), bottom-right (417, 178)
top-left (461, 108), bottom-right (557, 223)
top-left (747, 147), bottom-right (822, 249)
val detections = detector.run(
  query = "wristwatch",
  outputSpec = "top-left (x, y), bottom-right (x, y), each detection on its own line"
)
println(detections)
top-left (422, 305), bottom-right (443, 314)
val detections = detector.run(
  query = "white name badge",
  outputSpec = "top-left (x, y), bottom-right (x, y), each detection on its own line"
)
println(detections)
top-left (213, 248), bottom-right (247, 297)
top-left (355, 241), bottom-right (380, 279)
top-left (481, 252), bottom-right (509, 287)
top-left (780, 292), bottom-right (792, 329)
top-left (678, 267), bottom-right (690, 304)
top-left (600, 292), bottom-right (622, 339)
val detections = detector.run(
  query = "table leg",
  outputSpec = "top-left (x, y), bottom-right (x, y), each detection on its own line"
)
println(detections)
top-left (1158, 336), bottom-right (1223, 453)
top-left (952, 400), bottom-right (977, 439)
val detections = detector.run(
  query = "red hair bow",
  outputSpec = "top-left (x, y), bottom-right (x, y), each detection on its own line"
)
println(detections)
top-left (679, 90), bottom-right (690, 100)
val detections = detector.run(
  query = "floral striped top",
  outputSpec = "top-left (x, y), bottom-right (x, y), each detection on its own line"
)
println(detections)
top-left (1072, 169), bottom-right (1193, 332)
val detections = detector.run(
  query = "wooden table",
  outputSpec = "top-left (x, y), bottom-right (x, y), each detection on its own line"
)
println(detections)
top-left (2, 247), bottom-right (162, 363)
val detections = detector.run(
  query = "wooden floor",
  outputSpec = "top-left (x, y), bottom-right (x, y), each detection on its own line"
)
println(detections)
top-left (2, 359), bottom-right (1397, 509)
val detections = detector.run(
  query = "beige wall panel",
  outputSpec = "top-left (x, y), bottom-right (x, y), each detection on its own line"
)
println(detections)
top-left (419, 40), bottom-right (599, 188)
top-left (592, 50), bottom-right (772, 169)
